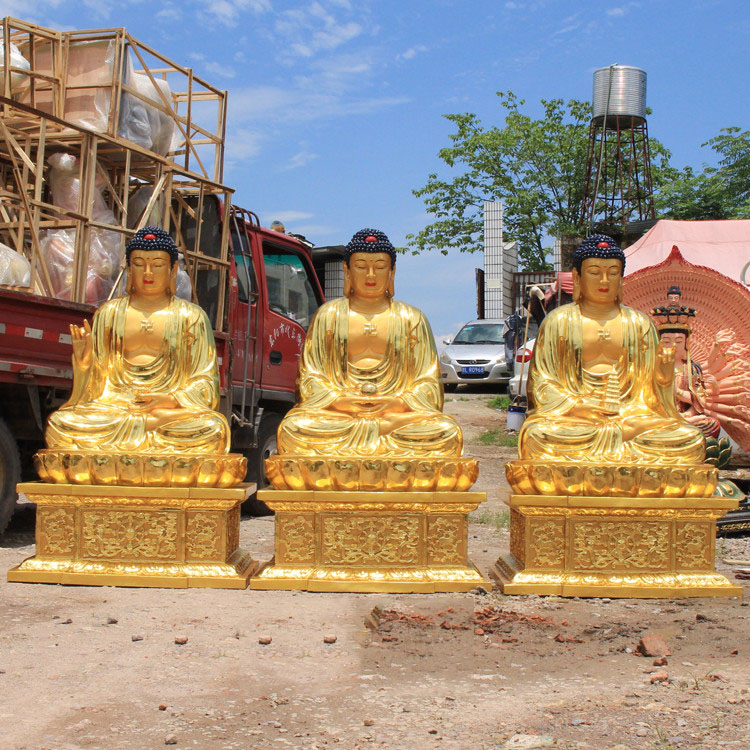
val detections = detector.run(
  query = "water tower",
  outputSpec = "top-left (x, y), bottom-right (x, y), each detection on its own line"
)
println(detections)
top-left (578, 64), bottom-right (656, 243)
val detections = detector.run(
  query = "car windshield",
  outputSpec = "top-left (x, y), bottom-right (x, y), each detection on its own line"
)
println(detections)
top-left (452, 323), bottom-right (503, 345)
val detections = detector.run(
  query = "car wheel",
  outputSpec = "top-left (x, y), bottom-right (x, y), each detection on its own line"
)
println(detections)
top-left (244, 412), bottom-right (281, 516)
top-left (0, 418), bottom-right (20, 535)
top-left (444, 383), bottom-right (458, 393)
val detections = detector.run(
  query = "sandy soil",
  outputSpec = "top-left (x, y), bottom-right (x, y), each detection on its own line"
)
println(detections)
top-left (1, 391), bottom-right (749, 750)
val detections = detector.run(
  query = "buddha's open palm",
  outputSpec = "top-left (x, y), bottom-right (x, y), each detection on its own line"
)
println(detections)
top-left (70, 319), bottom-right (93, 369)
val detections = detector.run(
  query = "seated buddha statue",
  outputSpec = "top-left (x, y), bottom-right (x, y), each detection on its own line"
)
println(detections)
top-left (276, 229), bottom-right (463, 461)
top-left (45, 226), bottom-right (229, 455)
top-left (519, 234), bottom-right (705, 465)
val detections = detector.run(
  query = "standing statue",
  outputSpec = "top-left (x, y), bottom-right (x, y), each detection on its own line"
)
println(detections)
top-left (268, 228), bottom-right (475, 491)
top-left (36, 226), bottom-right (244, 487)
top-left (518, 235), bottom-right (705, 467)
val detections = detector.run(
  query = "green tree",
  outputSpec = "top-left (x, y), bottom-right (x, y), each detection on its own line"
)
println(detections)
top-left (408, 92), bottom-right (592, 270)
top-left (656, 127), bottom-right (750, 220)
top-left (408, 93), bottom-right (681, 268)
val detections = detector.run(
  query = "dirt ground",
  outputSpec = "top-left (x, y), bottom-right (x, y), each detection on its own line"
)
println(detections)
top-left (1, 391), bottom-right (749, 750)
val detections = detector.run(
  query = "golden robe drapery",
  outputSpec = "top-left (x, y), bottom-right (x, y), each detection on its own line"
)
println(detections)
top-left (277, 297), bottom-right (462, 457)
top-left (520, 303), bottom-right (705, 464)
top-left (46, 295), bottom-right (229, 452)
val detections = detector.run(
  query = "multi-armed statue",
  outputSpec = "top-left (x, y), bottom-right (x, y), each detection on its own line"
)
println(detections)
top-left (494, 235), bottom-right (741, 597)
top-left (10, 228), bottom-right (255, 588)
top-left (254, 229), bottom-right (489, 592)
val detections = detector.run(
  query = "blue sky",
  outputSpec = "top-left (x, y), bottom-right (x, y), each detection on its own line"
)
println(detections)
top-left (5, 0), bottom-right (750, 336)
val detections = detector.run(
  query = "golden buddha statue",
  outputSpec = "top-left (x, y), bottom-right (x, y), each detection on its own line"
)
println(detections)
top-left (493, 235), bottom-right (739, 598)
top-left (508, 234), bottom-right (710, 497)
top-left (254, 229), bottom-right (487, 592)
top-left (36, 226), bottom-right (244, 487)
top-left (267, 228), bottom-right (476, 491)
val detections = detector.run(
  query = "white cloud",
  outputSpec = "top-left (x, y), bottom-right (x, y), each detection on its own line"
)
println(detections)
top-left (228, 83), bottom-right (409, 124)
top-left (156, 7), bottom-right (182, 20)
top-left (281, 150), bottom-right (318, 170)
top-left (223, 127), bottom-right (264, 161)
top-left (552, 21), bottom-right (582, 37)
top-left (291, 223), bottom-right (339, 239)
top-left (204, 61), bottom-right (236, 78)
top-left (398, 44), bottom-right (427, 62)
top-left (199, 0), bottom-right (271, 28)
top-left (607, 7), bottom-right (627, 16)
top-left (274, 1), bottom-right (364, 60)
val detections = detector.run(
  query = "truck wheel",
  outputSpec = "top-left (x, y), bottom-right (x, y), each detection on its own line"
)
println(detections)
top-left (0, 418), bottom-right (21, 535)
top-left (244, 412), bottom-right (281, 516)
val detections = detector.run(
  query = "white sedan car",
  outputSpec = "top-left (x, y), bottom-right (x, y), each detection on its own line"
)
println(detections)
top-left (508, 337), bottom-right (536, 399)
top-left (439, 319), bottom-right (512, 391)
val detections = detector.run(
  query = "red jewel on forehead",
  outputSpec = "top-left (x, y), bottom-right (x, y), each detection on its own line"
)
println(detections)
top-left (144, 233), bottom-right (157, 241)
top-left (597, 241), bottom-right (610, 249)
top-left (364, 235), bottom-right (378, 243)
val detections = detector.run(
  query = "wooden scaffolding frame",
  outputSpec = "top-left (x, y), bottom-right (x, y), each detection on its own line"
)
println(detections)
top-left (0, 96), bottom-right (234, 330)
top-left (1, 16), bottom-right (227, 183)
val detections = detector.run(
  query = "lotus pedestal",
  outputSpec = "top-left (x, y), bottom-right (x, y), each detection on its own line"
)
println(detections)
top-left (491, 494), bottom-right (742, 598)
top-left (251, 489), bottom-right (491, 593)
top-left (8, 482), bottom-right (258, 588)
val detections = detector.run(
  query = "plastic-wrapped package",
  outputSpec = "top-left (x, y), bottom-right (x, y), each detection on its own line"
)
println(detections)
top-left (118, 68), bottom-right (176, 156)
top-left (42, 153), bottom-right (121, 303)
top-left (40, 229), bottom-right (75, 299)
top-left (175, 259), bottom-right (192, 301)
top-left (0, 41), bottom-right (31, 93)
top-left (63, 40), bottom-right (115, 132)
top-left (127, 185), bottom-right (164, 229)
top-left (0, 242), bottom-right (31, 286)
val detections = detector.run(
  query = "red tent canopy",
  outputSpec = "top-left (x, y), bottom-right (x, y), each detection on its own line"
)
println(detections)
top-left (624, 219), bottom-right (750, 290)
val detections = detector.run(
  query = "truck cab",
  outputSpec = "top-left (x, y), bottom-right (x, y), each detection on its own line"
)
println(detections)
top-left (224, 209), bottom-right (324, 499)
top-left (0, 199), bottom-right (324, 532)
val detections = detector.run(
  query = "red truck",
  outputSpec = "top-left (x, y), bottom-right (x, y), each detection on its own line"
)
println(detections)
top-left (0, 197), bottom-right (324, 532)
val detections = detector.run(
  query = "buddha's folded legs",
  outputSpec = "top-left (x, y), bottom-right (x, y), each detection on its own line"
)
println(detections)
top-left (629, 420), bottom-right (705, 463)
top-left (278, 409), bottom-right (462, 457)
top-left (46, 403), bottom-right (228, 453)
top-left (383, 414), bottom-right (462, 456)
top-left (521, 415), bottom-right (705, 464)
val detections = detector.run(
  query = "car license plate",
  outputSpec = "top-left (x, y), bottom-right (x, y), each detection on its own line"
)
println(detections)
top-left (461, 366), bottom-right (485, 375)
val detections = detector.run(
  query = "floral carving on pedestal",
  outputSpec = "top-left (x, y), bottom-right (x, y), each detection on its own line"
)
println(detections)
top-left (226, 507), bottom-right (240, 556)
top-left (277, 515), bottom-right (316, 563)
top-left (81, 510), bottom-right (178, 560)
top-left (37, 507), bottom-right (75, 555)
top-left (427, 516), bottom-right (464, 564)
top-left (186, 512), bottom-right (222, 560)
top-left (509, 509), bottom-right (526, 565)
top-left (321, 515), bottom-right (420, 565)
top-left (572, 521), bottom-right (669, 571)
top-left (675, 522), bottom-right (712, 569)
top-left (528, 518), bottom-right (565, 568)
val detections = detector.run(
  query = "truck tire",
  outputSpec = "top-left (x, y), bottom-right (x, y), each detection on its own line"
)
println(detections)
top-left (244, 412), bottom-right (281, 516)
top-left (0, 418), bottom-right (21, 535)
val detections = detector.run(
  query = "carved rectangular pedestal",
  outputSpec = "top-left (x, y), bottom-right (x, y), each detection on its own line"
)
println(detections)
top-left (251, 490), bottom-right (491, 593)
top-left (490, 495), bottom-right (743, 598)
top-left (8, 483), bottom-right (259, 588)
